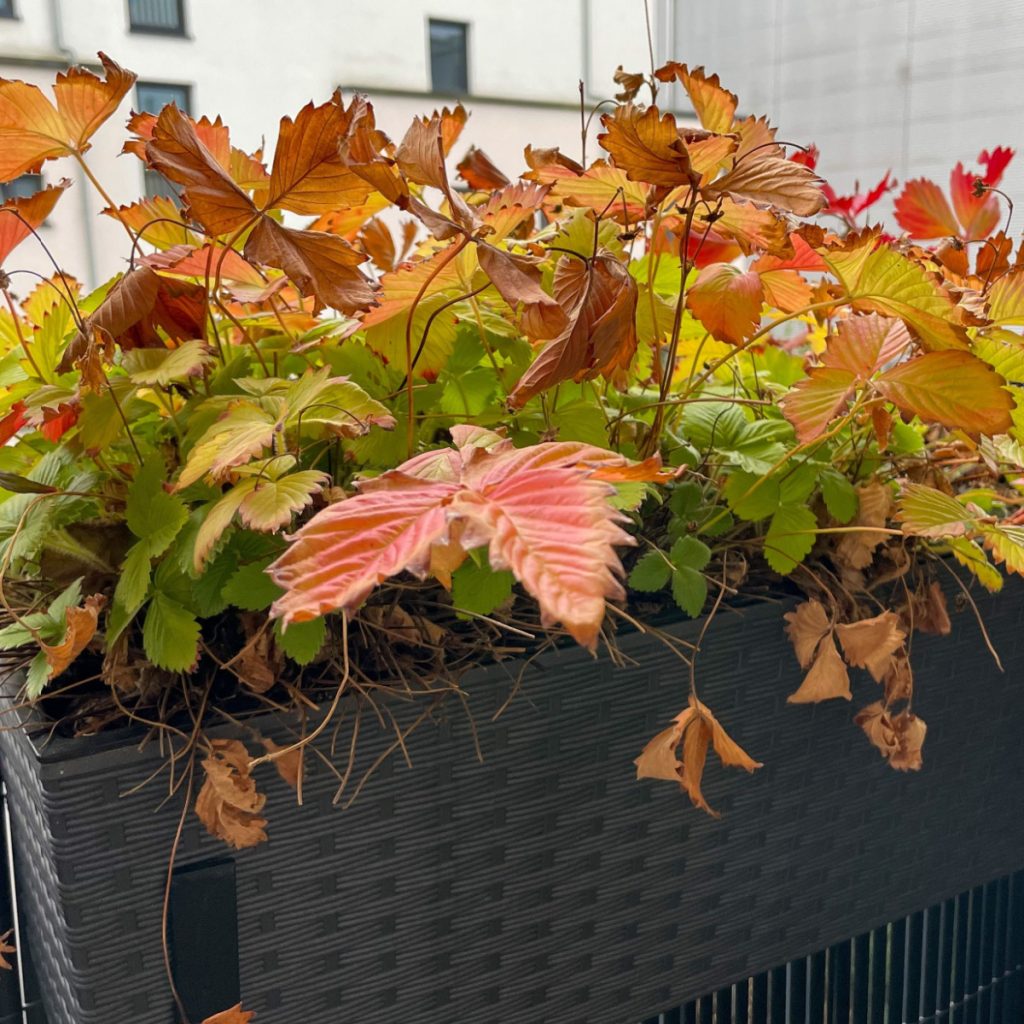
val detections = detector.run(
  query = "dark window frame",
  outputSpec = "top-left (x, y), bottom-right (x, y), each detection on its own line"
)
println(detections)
top-left (127, 0), bottom-right (187, 37)
top-left (428, 18), bottom-right (469, 96)
top-left (135, 81), bottom-right (191, 201)
top-left (0, 0), bottom-right (15, 20)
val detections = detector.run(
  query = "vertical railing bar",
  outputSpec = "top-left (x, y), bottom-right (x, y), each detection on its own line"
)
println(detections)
top-left (903, 912), bottom-right (924, 1024)
top-left (869, 926), bottom-right (887, 1024)
top-left (935, 899), bottom-right (953, 1022)
top-left (1, 782), bottom-right (31, 1021)
top-left (920, 904), bottom-right (939, 1023)
top-left (852, 931), bottom-right (870, 1024)
top-left (951, 890), bottom-right (969, 1024)
top-left (789, 955), bottom-right (808, 1024)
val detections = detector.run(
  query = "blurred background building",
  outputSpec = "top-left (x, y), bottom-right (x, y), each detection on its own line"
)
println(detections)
top-left (0, 0), bottom-right (1021, 286)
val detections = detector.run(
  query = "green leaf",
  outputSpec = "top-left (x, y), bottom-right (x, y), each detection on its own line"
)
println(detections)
top-left (681, 401), bottom-right (749, 450)
top-left (111, 541), bottom-right (152, 628)
top-left (25, 651), bottom-right (49, 699)
top-left (669, 481), bottom-right (702, 519)
top-left (723, 471), bottom-right (779, 521)
top-left (765, 504), bottom-right (818, 574)
top-left (451, 558), bottom-right (515, 618)
top-left (669, 535), bottom-right (711, 572)
top-left (222, 561), bottom-right (283, 611)
top-left (671, 566), bottom-right (708, 617)
top-left (124, 340), bottom-right (214, 386)
top-left (820, 469), bottom-right (858, 524)
top-left (629, 551), bottom-right (672, 592)
top-left (274, 616), bottom-right (326, 665)
top-left (142, 593), bottom-right (200, 672)
top-left (46, 578), bottom-right (83, 624)
top-left (127, 458), bottom-right (188, 557)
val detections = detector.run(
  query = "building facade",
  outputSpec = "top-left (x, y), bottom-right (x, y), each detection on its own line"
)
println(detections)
top-left (0, 0), bottom-right (655, 286)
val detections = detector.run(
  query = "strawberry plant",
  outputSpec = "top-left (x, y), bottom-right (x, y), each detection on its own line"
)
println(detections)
top-left (0, 49), bottom-right (1021, 851)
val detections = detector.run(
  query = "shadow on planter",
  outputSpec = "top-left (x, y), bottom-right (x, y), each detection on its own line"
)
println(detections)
top-left (1, 576), bottom-right (1023, 1024)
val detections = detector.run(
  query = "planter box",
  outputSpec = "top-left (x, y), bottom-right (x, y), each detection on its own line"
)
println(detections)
top-left (2, 580), bottom-right (1024, 1024)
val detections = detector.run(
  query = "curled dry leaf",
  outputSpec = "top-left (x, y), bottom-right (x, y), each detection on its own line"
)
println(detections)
top-left (787, 634), bottom-right (851, 704)
top-left (882, 650), bottom-right (914, 703)
top-left (915, 580), bottom-right (952, 636)
top-left (634, 693), bottom-right (762, 817)
top-left (41, 594), bottom-right (105, 680)
top-left (0, 929), bottom-right (14, 971)
top-left (195, 739), bottom-right (268, 850)
top-left (834, 480), bottom-right (893, 569)
top-left (854, 702), bottom-right (927, 771)
top-left (201, 1005), bottom-right (255, 1024)
top-left (783, 599), bottom-right (831, 668)
top-left (261, 737), bottom-right (303, 791)
top-left (835, 611), bottom-right (907, 682)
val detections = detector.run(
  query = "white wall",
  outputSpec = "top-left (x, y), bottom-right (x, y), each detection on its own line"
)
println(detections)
top-left (0, 0), bottom-right (654, 287)
top-left (671, 0), bottom-right (1024, 223)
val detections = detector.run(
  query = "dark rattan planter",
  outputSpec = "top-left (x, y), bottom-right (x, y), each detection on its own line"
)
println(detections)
top-left (2, 579), bottom-right (1024, 1024)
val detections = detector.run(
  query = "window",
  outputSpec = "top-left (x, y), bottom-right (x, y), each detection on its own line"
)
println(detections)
top-left (1, 174), bottom-right (43, 202)
top-left (0, 1), bottom-right (15, 20)
top-left (128, 0), bottom-right (185, 35)
top-left (429, 19), bottom-right (468, 95)
top-left (136, 82), bottom-right (191, 199)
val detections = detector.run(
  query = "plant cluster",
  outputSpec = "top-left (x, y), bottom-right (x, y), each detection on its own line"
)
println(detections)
top-left (0, 52), bottom-right (1020, 853)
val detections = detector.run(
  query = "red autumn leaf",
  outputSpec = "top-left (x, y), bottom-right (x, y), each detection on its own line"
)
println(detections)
top-left (875, 350), bottom-right (1013, 436)
top-left (456, 146), bottom-right (510, 190)
top-left (893, 178), bottom-right (961, 239)
top-left (508, 252), bottom-right (638, 408)
top-left (685, 263), bottom-right (764, 344)
top-left (142, 244), bottom-right (285, 304)
top-left (39, 403), bottom-right (80, 442)
top-left (825, 171), bottom-right (897, 225)
top-left (0, 179), bottom-right (69, 264)
top-left (0, 403), bottom-right (27, 446)
top-left (950, 161), bottom-right (1000, 240)
top-left (269, 427), bottom-right (664, 649)
top-left (0, 53), bottom-right (135, 181)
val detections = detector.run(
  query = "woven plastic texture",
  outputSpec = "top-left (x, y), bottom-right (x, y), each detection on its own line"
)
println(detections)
top-left (3, 580), bottom-right (1024, 1024)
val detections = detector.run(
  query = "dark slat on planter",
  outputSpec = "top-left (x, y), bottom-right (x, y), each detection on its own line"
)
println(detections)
top-left (2, 579), bottom-right (1024, 1023)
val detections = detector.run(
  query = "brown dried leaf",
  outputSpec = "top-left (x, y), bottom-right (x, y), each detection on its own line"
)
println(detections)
top-left (41, 594), bottom-right (105, 680)
top-left (787, 633), bottom-right (851, 704)
top-left (195, 739), bottom-right (268, 850)
top-left (635, 697), bottom-right (761, 818)
top-left (882, 650), bottom-right (914, 703)
top-left (243, 218), bottom-right (378, 315)
top-left (855, 701), bottom-right (900, 757)
top-left (836, 611), bottom-right (906, 682)
top-left (261, 737), bottom-right (303, 791)
top-left (476, 242), bottom-right (567, 340)
top-left (915, 580), bottom-right (952, 635)
top-left (456, 145), bottom-right (510, 190)
top-left (201, 1005), bottom-right (255, 1024)
top-left (705, 152), bottom-right (825, 216)
top-left (783, 599), bottom-right (831, 668)
top-left (889, 711), bottom-right (926, 771)
top-left (613, 66), bottom-right (646, 102)
top-left (834, 481), bottom-right (893, 569)
top-left (0, 929), bottom-right (14, 971)
top-left (597, 103), bottom-right (698, 191)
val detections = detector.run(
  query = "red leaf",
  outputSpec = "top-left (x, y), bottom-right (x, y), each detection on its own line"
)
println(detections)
top-left (685, 263), bottom-right (764, 344)
top-left (270, 432), bottom-right (663, 649)
top-left (456, 146), bottom-right (510, 190)
top-left (0, 178), bottom-right (68, 265)
top-left (893, 178), bottom-right (960, 239)
top-left (950, 162), bottom-right (1000, 240)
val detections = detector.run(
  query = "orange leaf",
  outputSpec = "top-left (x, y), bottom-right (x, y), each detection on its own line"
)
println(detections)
top-left (633, 714), bottom-right (689, 782)
top-left (705, 151), bottom-right (825, 217)
top-left (654, 63), bottom-right (737, 133)
top-left (855, 701), bottom-right (900, 757)
top-left (950, 162), bottom-right (1000, 240)
top-left (0, 53), bottom-right (134, 181)
top-left (269, 431), bottom-right (659, 649)
top-left (243, 219), bottom-right (378, 315)
top-left (787, 633), bottom-right (851, 704)
top-left (875, 350), bottom-right (1013, 436)
top-left (262, 94), bottom-right (374, 215)
top-left (195, 739), bottom-right (268, 850)
top-left (456, 145), bottom-right (510, 190)
top-left (145, 106), bottom-right (256, 236)
top-left (0, 930), bottom-right (14, 971)
top-left (686, 263), bottom-right (764, 344)
top-left (835, 611), bottom-right (906, 683)
top-left (835, 481), bottom-right (893, 570)
top-left (893, 178), bottom-right (960, 239)
top-left (597, 104), bottom-right (698, 190)
top-left (0, 178), bottom-right (68, 265)
top-left (201, 1004), bottom-right (255, 1024)
top-left (781, 366), bottom-right (856, 443)
top-left (509, 252), bottom-right (638, 408)
top-left (261, 738), bottom-right (303, 791)
top-left (40, 594), bottom-right (104, 680)
top-left (889, 711), bottom-right (926, 771)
